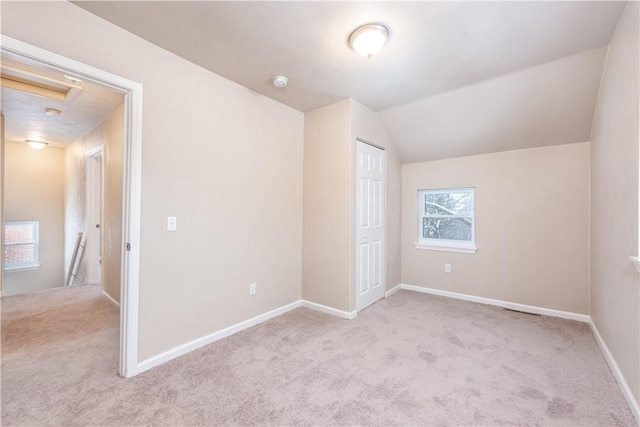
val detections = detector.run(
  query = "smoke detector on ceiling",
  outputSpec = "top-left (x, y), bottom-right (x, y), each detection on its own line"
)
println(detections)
top-left (272, 76), bottom-right (288, 88)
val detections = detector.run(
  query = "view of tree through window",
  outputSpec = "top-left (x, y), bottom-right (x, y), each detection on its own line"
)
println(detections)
top-left (418, 189), bottom-right (475, 247)
top-left (423, 191), bottom-right (473, 240)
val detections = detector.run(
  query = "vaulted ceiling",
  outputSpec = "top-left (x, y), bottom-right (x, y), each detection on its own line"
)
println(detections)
top-left (74, 1), bottom-right (628, 162)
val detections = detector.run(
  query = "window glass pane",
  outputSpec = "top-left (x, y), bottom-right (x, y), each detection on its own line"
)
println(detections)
top-left (4, 223), bottom-right (35, 244)
top-left (4, 243), bottom-right (35, 265)
top-left (424, 192), bottom-right (473, 216)
top-left (3, 222), bottom-right (38, 269)
top-left (423, 217), bottom-right (472, 241)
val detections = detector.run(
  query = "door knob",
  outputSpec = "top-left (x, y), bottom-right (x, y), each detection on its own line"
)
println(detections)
top-left (363, 234), bottom-right (368, 239)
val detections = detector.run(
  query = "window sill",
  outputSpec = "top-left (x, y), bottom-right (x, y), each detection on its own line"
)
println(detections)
top-left (414, 243), bottom-right (478, 254)
top-left (3, 264), bottom-right (40, 273)
top-left (631, 256), bottom-right (640, 273)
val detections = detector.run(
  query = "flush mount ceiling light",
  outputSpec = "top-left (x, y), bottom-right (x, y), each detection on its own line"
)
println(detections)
top-left (272, 75), bottom-right (288, 88)
top-left (348, 23), bottom-right (390, 59)
top-left (26, 140), bottom-right (48, 150)
top-left (45, 108), bottom-right (61, 116)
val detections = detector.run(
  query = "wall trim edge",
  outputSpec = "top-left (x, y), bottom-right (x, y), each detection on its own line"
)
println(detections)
top-left (398, 283), bottom-right (590, 322)
top-left (136, 297), bottom-right (360, 374)
top-left (137, 300), bottom-right (303, 374)
top-left (385, 284), bottom-right (402, 298)
top-left (101, 290), bottom-right (120, 309)
top-left (590, 320), bottom-right (640, 424)
top-left (301, 300), bottom-right (358, 319)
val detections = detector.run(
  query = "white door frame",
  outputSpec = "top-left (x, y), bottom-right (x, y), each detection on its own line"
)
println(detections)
top-left (86, 145), bottom-right (104, 287)
top-left (0, 35), bottom-right (143, 378)
top-left (0, 114), bottom-right (4, 297)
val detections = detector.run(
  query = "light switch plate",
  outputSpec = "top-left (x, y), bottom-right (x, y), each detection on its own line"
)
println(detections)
top-left (167, 216), bottom-right (177, 231)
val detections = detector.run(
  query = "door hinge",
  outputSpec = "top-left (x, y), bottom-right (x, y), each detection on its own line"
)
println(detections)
top-left (126, 243), bottom-right (131, 251)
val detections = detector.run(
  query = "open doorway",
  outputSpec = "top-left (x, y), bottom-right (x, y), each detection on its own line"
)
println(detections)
top-left (1, 35), bottom-right (142, 377)
top-left (1, 58), bottom-right (121, 297)
top-left (85, 146), bottom-right (104, 289)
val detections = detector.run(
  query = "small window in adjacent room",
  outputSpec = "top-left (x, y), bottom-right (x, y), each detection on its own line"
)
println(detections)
top-left (3, 221), bottom-right (40, 271)
top-left (415, 188), bottom-right (477, 253)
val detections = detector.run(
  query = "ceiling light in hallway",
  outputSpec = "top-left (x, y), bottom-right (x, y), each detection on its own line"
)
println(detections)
top-left (45, 108), bottom-right (61, 116)
top-left (26, 140), bottom-right (48, 149)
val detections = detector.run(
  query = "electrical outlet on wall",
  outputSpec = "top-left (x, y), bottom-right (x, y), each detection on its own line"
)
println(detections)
top-left (249, 283), bottom-right (256, 295)
top-left (445, 264), bottom-right (451, 273)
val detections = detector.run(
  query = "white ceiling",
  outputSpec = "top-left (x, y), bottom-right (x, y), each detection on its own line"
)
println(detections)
top-left (71, 1), bottom-right (628, 163)
top-left (1, 56), bottom-right (123, 149)
top-left (382, 47), bottom-right (608, 162)
top-left (74, 1), bottom-right (625, 113)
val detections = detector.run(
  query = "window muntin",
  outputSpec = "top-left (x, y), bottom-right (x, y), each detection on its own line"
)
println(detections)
top-left (3, 221), bottom-right (39, 271)
top-left (418, 188), bottom-right (476, 251)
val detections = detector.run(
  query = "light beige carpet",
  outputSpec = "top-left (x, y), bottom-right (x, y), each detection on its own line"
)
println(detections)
top-left (1, 284), bottom-right (635, 426)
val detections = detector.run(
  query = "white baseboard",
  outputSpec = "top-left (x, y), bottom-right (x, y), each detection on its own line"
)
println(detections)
top-left (301, 300), bottom-right (357, 319)
top-left (137, 300), bottom-right (303, 374)
top-left (590, 321), bottom-right (640, 424)
top-left (397, 283), bottom-right (590, 323)
top-left (137, 297), bottom-right (360, 375)
top-left (101, 291), bottom-right (120, 309)
top-left (132, 285), bottom-right (638, 424)
top-left (385, 284), bottom-right (402, 298)
top-left (394, 283), bottom-right (637, 421)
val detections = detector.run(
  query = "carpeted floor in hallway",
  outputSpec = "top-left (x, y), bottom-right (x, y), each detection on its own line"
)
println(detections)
top-left (1, 284), bottom-right (635, 426)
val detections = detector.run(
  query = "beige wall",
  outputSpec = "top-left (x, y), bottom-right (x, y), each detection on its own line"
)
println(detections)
top-left (302, 99), bottom-right (352, 311)
top-left (4, 142), bottom-right (65, 295)
top-left (65, 105), bottom-right (124, 303)
top-left (0, 114), bottom-right (4, 295)
top-left (350, 99), bottom-right (402, 309)
top-left (590, 2), bottom-right (639, 405)
top-left (302, 99), bottom-right (402, 312)
top-left (402, 143), bottom-right (589, 314)
top-left (1, 1), bottom-right (304, 361)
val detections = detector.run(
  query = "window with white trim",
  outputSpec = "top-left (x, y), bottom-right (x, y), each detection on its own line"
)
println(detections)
top-left (415, 188), bottom-right (477, 253)
top-left (3, 221), bottom-right (40, 271)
